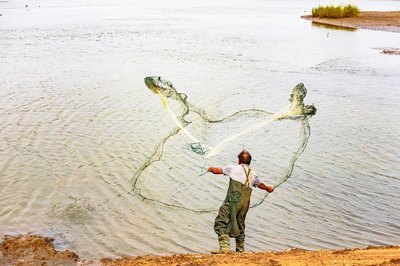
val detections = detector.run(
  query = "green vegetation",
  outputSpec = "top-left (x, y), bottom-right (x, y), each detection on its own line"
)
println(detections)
top-left (312, 4), bottom-right (360, 18)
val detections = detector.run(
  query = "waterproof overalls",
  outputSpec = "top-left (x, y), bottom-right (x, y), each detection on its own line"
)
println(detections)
top-left (214, 165), bottom-right (253, 252)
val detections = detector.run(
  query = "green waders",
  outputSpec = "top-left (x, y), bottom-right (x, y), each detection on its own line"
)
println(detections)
top-left (213, 178), bottom-right (252, 253)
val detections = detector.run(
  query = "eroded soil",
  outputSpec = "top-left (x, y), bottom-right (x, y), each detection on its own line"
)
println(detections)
top-left (1, 235), bottom-right (400, 266)
top-left (0, 234), bottom-right (78, 266)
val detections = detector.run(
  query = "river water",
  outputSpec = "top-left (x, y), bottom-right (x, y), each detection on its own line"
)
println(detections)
top-left (1, 0), bottom-right (400, 258)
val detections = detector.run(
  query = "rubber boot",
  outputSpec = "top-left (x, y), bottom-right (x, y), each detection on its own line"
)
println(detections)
top-left (211, 235), bottom-right (230, 254)
top-left (235, 241), bottom-right (245, 253)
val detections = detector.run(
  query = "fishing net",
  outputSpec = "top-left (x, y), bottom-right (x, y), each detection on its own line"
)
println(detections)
top-left (186, 142), bottom-right (209, 156)
top-left (123, 77), bottom-right (316, 213)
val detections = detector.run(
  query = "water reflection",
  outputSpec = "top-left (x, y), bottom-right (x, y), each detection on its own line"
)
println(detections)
top-left (311, 21), bottom-right (358, 31)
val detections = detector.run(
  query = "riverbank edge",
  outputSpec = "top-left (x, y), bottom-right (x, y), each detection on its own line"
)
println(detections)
top-left (1, 234), bottom-right (400, 265)
top-left (301, 11), bottom-right (400, 33)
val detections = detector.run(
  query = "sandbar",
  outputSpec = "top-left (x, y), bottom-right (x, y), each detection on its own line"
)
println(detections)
top-left (301, 11), bottom-right (400, 33)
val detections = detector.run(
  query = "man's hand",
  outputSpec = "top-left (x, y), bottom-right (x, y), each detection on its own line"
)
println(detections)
top-left (207, 167), bottom-right (223, 175)
top-left (258, 182), bottom-right (274, 193)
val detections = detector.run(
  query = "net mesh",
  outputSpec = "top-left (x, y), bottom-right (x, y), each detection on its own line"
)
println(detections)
top-left (186, 142), bottom-right (209, 156)
top-left (100, 77), bottom-right (316, 213)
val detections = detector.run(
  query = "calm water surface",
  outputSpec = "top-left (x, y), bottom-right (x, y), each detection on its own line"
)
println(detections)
top-left (1, 0), bottom-right (400, 258)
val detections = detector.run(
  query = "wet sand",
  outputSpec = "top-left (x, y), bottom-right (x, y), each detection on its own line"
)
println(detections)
top-left (301, 11), bottom-right (400, 33)
top-left (1, 235), bottom-right (400, 266)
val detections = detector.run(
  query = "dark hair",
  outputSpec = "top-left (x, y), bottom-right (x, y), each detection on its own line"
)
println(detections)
top-left (238, 150), bottom-right (252, 165)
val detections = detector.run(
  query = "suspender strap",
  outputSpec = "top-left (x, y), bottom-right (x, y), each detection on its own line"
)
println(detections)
top-left (241, 165), bottom-right (252, 187)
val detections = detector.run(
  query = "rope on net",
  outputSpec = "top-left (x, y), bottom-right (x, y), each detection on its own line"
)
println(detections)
top-left (99, 78), bottom-right (314, 213)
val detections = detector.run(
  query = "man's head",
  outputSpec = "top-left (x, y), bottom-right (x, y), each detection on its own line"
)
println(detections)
top-left (238, 150), bottom-right (252, 165)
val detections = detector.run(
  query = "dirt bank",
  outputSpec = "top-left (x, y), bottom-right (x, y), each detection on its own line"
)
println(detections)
top-left (301, 11), bottom-right (400, 33)
top-left (1, 235), bottom-right (400, 266)
top-left (101, 247), bottom-right (400, 266)
top-left (0, 234), bottom-right (78, 266)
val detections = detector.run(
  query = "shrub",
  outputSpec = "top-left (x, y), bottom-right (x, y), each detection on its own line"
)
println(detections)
top-left (312, 4), bottom-right (360, 18)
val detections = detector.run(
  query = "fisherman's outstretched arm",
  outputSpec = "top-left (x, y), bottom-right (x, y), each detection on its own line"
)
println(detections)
top-left (258, 182), bottom-right (274, 193)
top-left (207, 166), bottom-right (223, 175)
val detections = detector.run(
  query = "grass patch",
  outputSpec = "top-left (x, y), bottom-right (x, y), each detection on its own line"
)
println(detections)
top-left (312, 4), bottom-right (360, 18)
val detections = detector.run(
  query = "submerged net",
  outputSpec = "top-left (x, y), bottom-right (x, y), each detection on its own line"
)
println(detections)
top-left (102, 77), bottom-right (315, 213)
top-left (186, 142), bottom-right (209, 156)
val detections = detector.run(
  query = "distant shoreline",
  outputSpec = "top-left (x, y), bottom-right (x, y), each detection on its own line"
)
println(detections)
top-left (301, 11), bottom-right (400, 33)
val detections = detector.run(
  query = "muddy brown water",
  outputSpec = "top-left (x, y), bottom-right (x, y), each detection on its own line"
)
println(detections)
top-left (0, 0), bottom-right (399, 258)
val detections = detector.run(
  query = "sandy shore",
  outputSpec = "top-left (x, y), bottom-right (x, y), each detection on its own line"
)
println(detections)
top-left (301, 11), bottom-right (400, 33)
top-left (101, 247), bottom-right (400, 266)
top-left (1, 235), bottom-right (400, 266)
